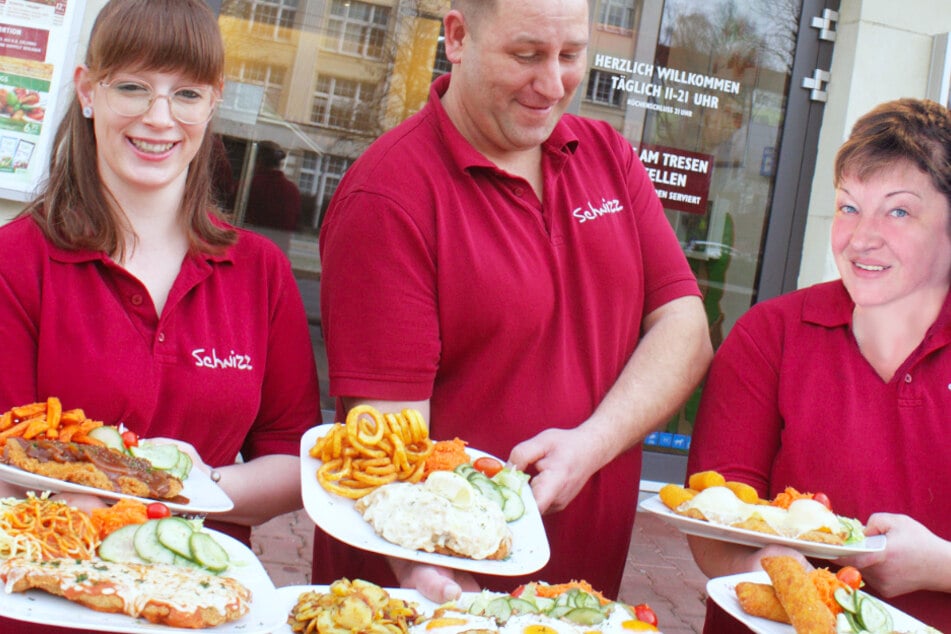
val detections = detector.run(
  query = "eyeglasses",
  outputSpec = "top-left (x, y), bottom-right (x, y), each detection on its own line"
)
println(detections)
top-left (98, 79), bottom-right (219, 125)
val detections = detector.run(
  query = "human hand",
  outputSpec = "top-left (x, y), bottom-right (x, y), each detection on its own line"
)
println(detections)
top-left (508, 427), bottom-right (607, 514)
top-left (388, 557), bottom-right (480, 603)
top-left (49, 491), bottom-right (109, 514)
top-left (748, 544), bottom-right (811, 573)
top-left (836, 513), bottom-right (951, 597)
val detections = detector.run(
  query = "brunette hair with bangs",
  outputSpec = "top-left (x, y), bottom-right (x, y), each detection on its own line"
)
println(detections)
top-left (834, 98), bottom-right (951, 210)
top-left (24, 0), bottom-right (236, 259)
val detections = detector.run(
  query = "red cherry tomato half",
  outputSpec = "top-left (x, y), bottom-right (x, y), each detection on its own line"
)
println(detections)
top-left (146, 502), bottom-right (171, 519)
top-left (121, 430), bottom-right (139, 448)
top-left (473, 456), bottom-right (504, 478)
top-left (812, 492), bottom-right (832, 510)
top-left (836, 566), bottom-right (863, 590)
top-left (634, 603), bottom-right (659, 627)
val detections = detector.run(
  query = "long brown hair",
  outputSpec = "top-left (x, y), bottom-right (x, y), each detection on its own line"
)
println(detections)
top-left (24, 0), bottom-right (236, 258)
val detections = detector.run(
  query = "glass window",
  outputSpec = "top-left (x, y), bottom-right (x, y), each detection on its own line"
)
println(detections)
top-left (585, 69), bottom-right (625, 107)
top-left (325, 0), bottom-right (391, 59)
top-left (598, 0), bottom-right (636, 30)
top-left (222, 0), bottom-right (298, 39)
top-left (310, 76), bottom-right (376, 132)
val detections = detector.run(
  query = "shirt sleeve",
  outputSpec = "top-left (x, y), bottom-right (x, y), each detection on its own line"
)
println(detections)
top-left (319, 190), bottom-right (441, 402)
top-left (240, 249), bottom-right (320, 460)
top-left (686, 305), bottom-right (784, 495)
top-left (0, 225), bottom-right (41, 408)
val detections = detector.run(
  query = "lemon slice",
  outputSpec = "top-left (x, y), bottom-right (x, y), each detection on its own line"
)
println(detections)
top-left (425, 471), bottom-right (475, 509)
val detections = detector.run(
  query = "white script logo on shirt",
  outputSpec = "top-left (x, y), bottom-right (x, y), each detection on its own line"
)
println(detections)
top-left (191, 348), bottom-right (253, 371)
top-left (573, 198), bottom-right (624, 223)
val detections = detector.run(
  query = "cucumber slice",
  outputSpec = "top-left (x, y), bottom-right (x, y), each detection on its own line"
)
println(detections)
top-left (564, 607), bottom-right (605, 626)
top-left (856, 593), bottom-right (893, 633)
top-left (470, 477), bottom-right (504, 508)
top-left (156, 517), bottom-right (195, 558)
top-left (133, 520), bottom-right (176, 564)
top-left (484, 597), bottom-right (513, 623)
top-left (533, 596), bottom-right (556, 613)
top-left (499, 485), bottom-right (525, 522)
top-left (87, 426), bottom-right (128, 454)
top-left (130, 443), bottom-right (182, 470)
top-left (169, 451), bottom-right (193, 480)
top-left (834, 587), bottom-right (857, 612)
top-left (573, 591), bottom-right (601, 610)
top-left (98, 524), bottom-right (146, 563)
top-left (189, 532), bottom-right (229, 573)
top-left (507, 597), bottom-right (537, 616)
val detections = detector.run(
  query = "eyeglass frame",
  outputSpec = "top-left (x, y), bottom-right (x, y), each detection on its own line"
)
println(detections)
top-left (96, 77), bottom-right (222, 125)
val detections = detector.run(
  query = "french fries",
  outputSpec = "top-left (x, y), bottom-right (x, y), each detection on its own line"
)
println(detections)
top-left (310, 405), bottom-right (435, 499)
top-left (0, 398), bottom-right (105, 448)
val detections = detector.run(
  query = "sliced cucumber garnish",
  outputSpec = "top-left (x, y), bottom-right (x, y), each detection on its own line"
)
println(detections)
top-left (87, 426), bottom-right (128, 454)
top-left (98, 524), bottom-right (146, 563)
top-left (130, 443), bottom-right (181, 470)
top-left (189, 531), bottom-right (229, 573)
top-left (133, 520), bottom-right (176, 564)
top-left (156, 517), bottom-right (195, 558)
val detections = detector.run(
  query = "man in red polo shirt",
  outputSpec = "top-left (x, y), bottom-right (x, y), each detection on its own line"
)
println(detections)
top-left (315, 0), bottom-right (712, 602)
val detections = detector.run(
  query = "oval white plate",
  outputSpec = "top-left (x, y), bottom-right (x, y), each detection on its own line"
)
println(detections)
top-left (0, 530), bottom-right (284, 633)
top-left (638, 494), bottom-right (885, 559)
top-left (0, 461), bottom-right (233, 514)
top-left (300, 424), bottom-right (550, 575)
top-left (707, 571), bottom-right (933, 634)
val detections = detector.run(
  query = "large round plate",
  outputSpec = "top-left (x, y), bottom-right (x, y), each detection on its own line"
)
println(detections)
top-left (274, 584), bottom-right (437, 633)
top-left (638, 495), bottom-right (885, 559)
top-left (706, 571), bottom-right (934, 634)
top-left (0, 530), bottom-right (285, 633)
top-left (0, 461), bottom-right (233, 514)
top-left (300, 424), bottom-right (550, 575)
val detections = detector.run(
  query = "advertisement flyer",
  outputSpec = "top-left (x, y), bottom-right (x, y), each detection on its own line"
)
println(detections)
top-left (0, 0), bottom-right (82, 201)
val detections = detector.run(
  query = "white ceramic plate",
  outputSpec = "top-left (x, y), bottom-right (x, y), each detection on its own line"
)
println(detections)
top-left (638, 495), bottom-right (885, 559)
top-left (0, 530), bottom-right (285, 633)
top-left (706, 571), bottom-right (934, 634)
top-left (300, 424), bottom-right (550, 575)
top-left (274, 584), bottom-right (437, 633)
top-left (0, 462), bottom-right (234, 514)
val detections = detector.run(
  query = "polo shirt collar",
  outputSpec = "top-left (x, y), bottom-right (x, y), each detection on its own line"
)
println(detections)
top-left (46, 229), bottom-right (236, 269)
top-left (427, 73), bottom-right (580, 175)
top-left (801, 278), bottom-right (951, 348)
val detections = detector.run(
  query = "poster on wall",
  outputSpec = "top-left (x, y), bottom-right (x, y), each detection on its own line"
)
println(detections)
top-left (0, 0), bottom-right (83, 201)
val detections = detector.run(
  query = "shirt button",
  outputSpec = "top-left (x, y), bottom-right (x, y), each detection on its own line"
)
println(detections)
top-left (157, 332), bottom-right (166, 343)
top-left (130, 294), bottom-right (143, 306)
top-left (514, 187), bottom-right (525, 197)
top-left (904, 373), bottom-right (912, 383)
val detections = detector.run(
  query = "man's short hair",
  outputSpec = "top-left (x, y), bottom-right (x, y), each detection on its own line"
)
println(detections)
top-left (450, 0), bottom-right (497, 32)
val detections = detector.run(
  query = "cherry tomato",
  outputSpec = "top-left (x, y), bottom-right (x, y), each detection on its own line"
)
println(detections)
top-left (146, 502), bottom-right (171, 519)
top-left (473, 456), bottom-right (504, 478)
top-left (812, 492), bottom-right (832, 510)
top-left (121, 430), bottom-right (139, 448)
top-left (836, 566), bottom-right (863, 590)
top-left (634, 603), bottom-right (659, 627)
top-left (510, 584), bottom-right (525, 598)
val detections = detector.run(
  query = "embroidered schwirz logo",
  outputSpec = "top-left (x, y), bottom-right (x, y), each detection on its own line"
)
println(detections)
top-left (573, 198), bottom-right (624, 223)
top-left (192, 348), bottom-right (253, 371)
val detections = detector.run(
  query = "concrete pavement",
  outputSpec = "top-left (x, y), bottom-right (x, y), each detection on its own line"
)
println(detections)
top-left (250, 500), bottom-right (709, 633)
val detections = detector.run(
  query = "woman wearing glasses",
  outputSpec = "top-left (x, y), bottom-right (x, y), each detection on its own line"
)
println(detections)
top-left (0, 0), bottom-right (318, 616)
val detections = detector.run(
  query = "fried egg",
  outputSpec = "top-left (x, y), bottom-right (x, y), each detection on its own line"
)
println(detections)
top-left (409, 610), bottom-right (499, 633)
top-left (679, 486), bottom-right (841, 538)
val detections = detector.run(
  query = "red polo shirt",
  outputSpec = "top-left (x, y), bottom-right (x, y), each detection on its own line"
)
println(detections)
top-left (689, 280), bottom-right (951, 630)
top-left (0, 215), bottom-right (319, 532)
top-left (317, 74), bottom-right (700, 597)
